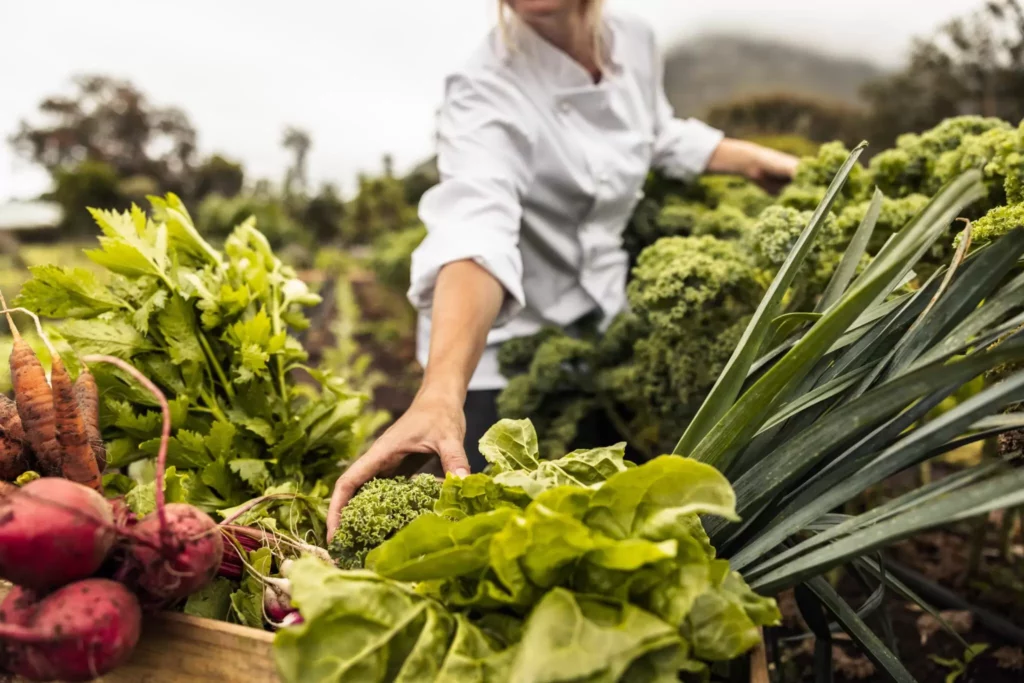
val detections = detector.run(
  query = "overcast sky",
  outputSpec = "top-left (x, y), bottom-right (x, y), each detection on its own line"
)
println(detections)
top-left (0, 0), bottom-right (984, 201)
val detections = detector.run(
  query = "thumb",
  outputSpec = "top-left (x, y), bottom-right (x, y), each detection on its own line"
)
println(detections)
top-left (437, 439), bottom-right (471, 478)
top-left (326, 449), bottom-right (384, 539)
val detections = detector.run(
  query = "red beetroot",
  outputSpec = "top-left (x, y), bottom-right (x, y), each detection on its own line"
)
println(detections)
top-left (0, 477), bottom-right (116, 591)
top-left (123, 503), bottom-right (224, 608)
top-left (0, 578), bottom-right (142, 682)
top-left (82, 355), bottom-right (224, 610)
top-left (0, 585), bottom-right (38, 626)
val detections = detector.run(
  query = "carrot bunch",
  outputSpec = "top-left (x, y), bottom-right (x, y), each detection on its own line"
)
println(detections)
top-left (0, 291), bottom-right (104, 492)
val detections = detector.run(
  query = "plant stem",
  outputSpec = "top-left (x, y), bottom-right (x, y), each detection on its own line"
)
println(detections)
top-left (82, 355), bottom-right (171, 542)
top-left (201, 388), bottom-right (228, 422)
top-left (198, 331), bottom-right (235, 400)
top-left (270, 282), bottom-right (290, 418)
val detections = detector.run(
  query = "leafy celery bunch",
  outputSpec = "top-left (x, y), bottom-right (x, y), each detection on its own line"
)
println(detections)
top-left (16, 193), bottom-right (372, 509)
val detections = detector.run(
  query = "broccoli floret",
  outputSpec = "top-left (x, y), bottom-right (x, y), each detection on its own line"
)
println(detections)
top-left (694, 175), bottom-right (773, 217)
top-left (628, 236), bottom-right (761, 337)
top-left (776, 184), bottom-right (828, 211)
top-left (792, 141), bottom-right (870, 204)
top-left (745, 205), bottom-right (844, 291)
top-left (328, 474), bottom-right (442, 569)
top-left (693, 205), bottom-right (753, 239)
top-left (834, 194), bottom-right (931, 252)
top-left (960, 204), bottom-right (1024, 246)
top-left (655, 204), bottom-right (706, 237)
top-left (497, 328), bottom-right (562, 378)
top-left (870, 116), bottom-right (1013, 198)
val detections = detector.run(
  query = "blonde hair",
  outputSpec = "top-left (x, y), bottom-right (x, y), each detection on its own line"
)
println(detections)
top-left (497, 0), bottom-right (607, 68)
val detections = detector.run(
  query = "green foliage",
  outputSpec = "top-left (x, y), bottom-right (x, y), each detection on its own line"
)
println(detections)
top-left (198, 191), bottom-right (309, 253)
top-left (499, 115), bottom-right (1024, 460)
top-left (869, 116), bottom-right (1014, 199)
top-left (367, 224), bottom-right (426, 293)
top-left (275, 419), bottom-right (778, 682)
top-left (50, 161), bottom-right (129, 236)
top-left (745, 205), bottom-right (845, 293)
top-left (15, 194), bottom-right (375, 522)
top-left (328, 474), bottom-right (442, 570)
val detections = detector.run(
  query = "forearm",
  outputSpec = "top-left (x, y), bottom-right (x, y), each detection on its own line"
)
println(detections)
top-left (419, 259), bottom-right (505, 404)
top-left (705, 138), bottom-right (762, 176)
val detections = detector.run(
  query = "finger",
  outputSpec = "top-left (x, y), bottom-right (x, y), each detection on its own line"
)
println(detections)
top-left (436, 439), bottom-right (470, 478)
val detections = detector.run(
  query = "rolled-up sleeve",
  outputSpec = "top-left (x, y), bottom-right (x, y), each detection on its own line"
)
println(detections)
top-left (408, 70), bottom-right (535, 325)
top-left (647, 32), bottom-right (725, 180)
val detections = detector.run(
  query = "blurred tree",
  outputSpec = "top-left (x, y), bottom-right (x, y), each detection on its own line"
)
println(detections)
top-left (192, 154), bottom-right (245, 201)
top-left (49, 160), bottom-right (127, 236)
top-left (862, 0), bottom-right (1024, 147)
top-left (9, 74), bottom-right (197, 195)
top-left (303, 183), bottom-right (347, 242)
top-left (342, 157), bottom-right (414, 245)
top-left (282, 126), bottom-right (312, 197)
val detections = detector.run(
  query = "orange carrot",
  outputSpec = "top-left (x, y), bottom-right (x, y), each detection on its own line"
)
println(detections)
top-left (73, 367), bottom-right (106, 471)
top-left (50, 355), bottom-right (102, 491)
top-left (0, 294), bottom-right (61, 478)
top-left (0, 395), bottom-right (29, 481)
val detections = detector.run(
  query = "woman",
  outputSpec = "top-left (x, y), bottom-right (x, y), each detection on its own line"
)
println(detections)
top-left (327, 0), bottom-right (797, 534)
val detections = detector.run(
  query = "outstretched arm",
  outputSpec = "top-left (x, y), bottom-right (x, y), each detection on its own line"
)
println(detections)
top-left (327, 259), bottom-right (503, 537)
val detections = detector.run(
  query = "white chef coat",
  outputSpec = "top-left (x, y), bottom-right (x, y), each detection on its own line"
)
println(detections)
top-left (408, 11), bottom-right (725, 391)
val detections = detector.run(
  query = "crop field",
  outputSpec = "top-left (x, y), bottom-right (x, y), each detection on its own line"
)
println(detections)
top-left (2, 2), bottom-right (1024, 682)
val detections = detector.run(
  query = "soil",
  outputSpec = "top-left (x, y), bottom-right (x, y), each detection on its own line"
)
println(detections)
top-left (773, 516), bottom-right (1024, 682)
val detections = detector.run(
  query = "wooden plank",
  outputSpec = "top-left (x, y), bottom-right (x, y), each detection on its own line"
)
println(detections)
top-left (0, 583), bottom-right (281, 683)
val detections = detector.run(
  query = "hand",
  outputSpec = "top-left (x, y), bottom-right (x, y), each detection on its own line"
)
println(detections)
top-left (745, 145), bottom-right (800, 194)
top-left (326, 390), bottom-right (469, 539)
top-left (707, 138), bottom-right (799, 194)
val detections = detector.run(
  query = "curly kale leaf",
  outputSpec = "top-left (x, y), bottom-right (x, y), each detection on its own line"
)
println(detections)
top-left (328, 474), bottom-right (442, 569)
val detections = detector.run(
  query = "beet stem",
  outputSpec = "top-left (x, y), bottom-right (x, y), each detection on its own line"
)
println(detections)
top-left (81, 354), bottom-right (171, 544)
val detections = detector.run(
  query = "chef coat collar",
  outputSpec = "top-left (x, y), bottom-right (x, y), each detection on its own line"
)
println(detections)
top-left (501, 14), bottom-right (623, 88)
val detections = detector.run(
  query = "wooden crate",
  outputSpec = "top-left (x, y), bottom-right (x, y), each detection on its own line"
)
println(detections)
top-left (0, 584), bottom-right (281, 683)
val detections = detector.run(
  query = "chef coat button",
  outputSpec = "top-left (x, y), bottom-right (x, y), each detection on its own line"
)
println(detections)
top-left (635, 189), bottom-right (645, 200)
top-left (559, 101), bottom-right (571, 114)
top-left (599, 173), bottom-right (610, 184)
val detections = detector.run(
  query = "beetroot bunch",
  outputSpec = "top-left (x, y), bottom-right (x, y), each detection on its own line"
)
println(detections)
top-left (0, 354), bottom-right (225, 682)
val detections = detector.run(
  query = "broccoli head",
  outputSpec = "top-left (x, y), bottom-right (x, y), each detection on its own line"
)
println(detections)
top-left (328, 474), bottom-right (442, 569)
top-left (960, 204), bottom-right (1024, 246)
top-left (776, 184), bottom-right (828, 211)
top-left (745, 205), bottom-right (844, 291)
top-left (834, 193), bottom-right (931, 253)
top-left (693, 175), bottom-right (773, 217)
top-left (870, 116), bottom-right (1013, 198)
top-left (792, 141), bottom-right (870, 204)
top-left (497, 327), bottom-right (562, 378)
top-left (627, 235), bottom-right (761, 337)
top-left (692, 205), bottom-right (753, 239)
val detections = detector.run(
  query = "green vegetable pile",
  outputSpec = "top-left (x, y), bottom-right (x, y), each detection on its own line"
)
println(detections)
top-left (498, 116), bottom-right (1024, 459)
top-left (277, 419), bottom-right (779, 682)
top-left (15, 195), bottom-right (379, 525)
